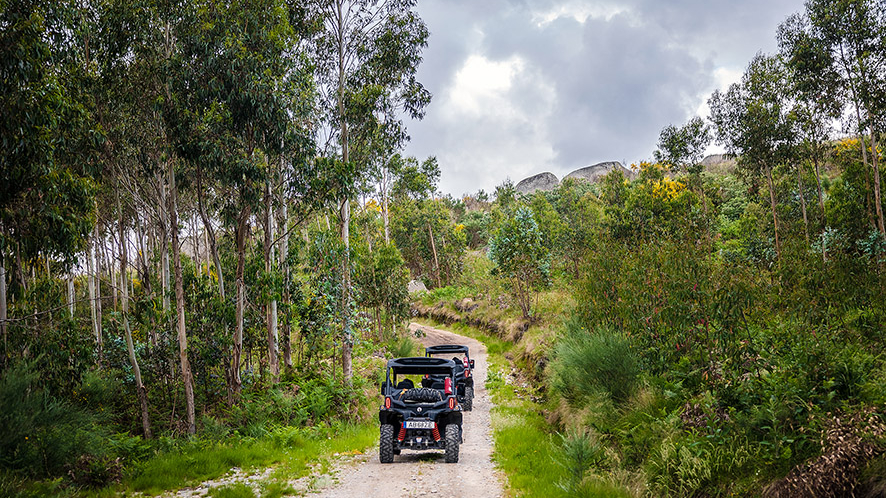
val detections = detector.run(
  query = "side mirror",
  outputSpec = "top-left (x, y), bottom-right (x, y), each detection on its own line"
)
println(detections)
top-left (470, 360), bottom-right (475, 369)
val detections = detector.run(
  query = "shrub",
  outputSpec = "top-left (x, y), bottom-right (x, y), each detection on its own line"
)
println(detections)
top-left (555, 428), bottom-right (608, 493)
top-left (0, 362), bottom-right (107, 478)
top-left (551, 321), bottom-right (640, 405)
top-left (386, 335), bottom-right (420, 358)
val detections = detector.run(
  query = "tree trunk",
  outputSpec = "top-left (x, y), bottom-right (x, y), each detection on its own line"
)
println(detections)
top-left (813, 152), bottom-right (824, 214)
top-left (196, 170), bottom-right (225, 299)
top-left (382, 167), bottom-right (391, 244)
top-left (871, 130), bottom-right (885, 236)
top-left (797, 163), bottom-right (809, 244)
top-left (766, 167), bottom-right (781, 264)
top-left (233, 204), bottom-right (249, 395)
top-left (93, 224), bottom-right (103, 364)
top-left (168, 160), bottom-right (196, 434)
top-left (67, 274), bottom-right (74, 318)
top-left (1, 260), bottom-right (7, 364)
top-left (840, 47), bottom-right (874, 227)
top-left (278, 191), bottom-right (292, 370)
top-left (118, 192), bottom-right (152, 439)
top-left (110, 238), bottom-right (118, 311)
top-left (87, 235), bottom-right (101, 365)
top-left (340, 198), bottom-right (352, 382)
top-left (264, 179), bottom-right (279, 381)
top-left (158, 172), bottom-right (171, 314)
top-left (428, 223), bottom-right (441, 287)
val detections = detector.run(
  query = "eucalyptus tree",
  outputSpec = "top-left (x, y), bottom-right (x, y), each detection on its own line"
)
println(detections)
top-left (654, 117), bottom-right (712, 174)
top-left (489, 207), bottom-right (552, 320)
top-left (709, 54), bottom-right (798, 264)
top-left (800, 0), bottom-right (886, 235)
top-left (778, 12), bottom-right (843, 217)
top-left (654, 117), bottom-right (714, 237)
top-left (1, 0), bottom-right (101, 363)
top-left (314, 0), bottom-right (431, 381)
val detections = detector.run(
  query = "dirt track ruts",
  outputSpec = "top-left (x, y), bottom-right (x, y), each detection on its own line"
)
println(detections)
top-left (310, 322), bottom-right (504, 498)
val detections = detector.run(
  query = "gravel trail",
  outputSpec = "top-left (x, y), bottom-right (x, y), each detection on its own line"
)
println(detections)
top-left (309, 322), bottom-right (504, 498)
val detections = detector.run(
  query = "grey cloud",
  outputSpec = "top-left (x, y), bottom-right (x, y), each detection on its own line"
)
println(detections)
top-left (404, 0), bottom-right (805, 196)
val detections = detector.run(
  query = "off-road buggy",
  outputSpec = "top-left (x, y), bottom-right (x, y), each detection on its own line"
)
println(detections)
top-left (379, 357), bottom-right (463, 463)
top-left (424, 344), bottom-right (475, 411)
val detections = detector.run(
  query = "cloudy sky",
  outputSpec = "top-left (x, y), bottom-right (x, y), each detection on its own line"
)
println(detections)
top-left (400, 0), bottom-right (807, 197)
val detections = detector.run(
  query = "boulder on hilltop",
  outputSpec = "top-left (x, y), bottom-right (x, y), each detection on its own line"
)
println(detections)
top-left (564, 161), bottom-right (632, 183)
top-left (515, 172), bottom-right (559, 195)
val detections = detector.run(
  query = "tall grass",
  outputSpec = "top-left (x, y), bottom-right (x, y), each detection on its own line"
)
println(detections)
top-left (127, 422), bottom-right (376, 495)
top-left (551, 320), bottom-right (640, 405)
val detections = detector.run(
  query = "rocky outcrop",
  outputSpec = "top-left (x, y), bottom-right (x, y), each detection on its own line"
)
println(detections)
top-left (515, 172), bottom-right (559, 195)
top-left (407, 279), bottom-right (428, 294)
top-left (564, 161), bottom-right (632, 183)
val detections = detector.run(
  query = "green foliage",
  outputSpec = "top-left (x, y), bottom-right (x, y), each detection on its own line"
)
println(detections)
top-left (386, 335), bottom-right (421, 358)
top-left (488, 206), bottom-right (551, 319)
top-left (391, 198), bottom-right (466, 288)
top-left (0, 0), bottom-right (101, 268)
top-left (355, 242), bottom-right (410, 339)
top-left (127, 422), bottom-right (376, 496)
top-left (226, 378), bottom-right (359, 433)
top-left (0, 362), bottom-right (108, 478)
top-left (551, 322), bottom-right (640, 405)
top-left (554, 429), bottom-right (609, 493)
top-left (654, 116), bottom-right (712, 173)
top-left (460, 210), bottom-right (491, 249)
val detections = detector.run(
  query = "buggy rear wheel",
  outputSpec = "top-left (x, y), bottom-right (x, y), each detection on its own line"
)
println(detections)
top-left (444, 424), bottom-right (460, 463)
top-left (380, 424), bottom-right (395, 463)
top-left (463, 387), bottom-right (474, 411)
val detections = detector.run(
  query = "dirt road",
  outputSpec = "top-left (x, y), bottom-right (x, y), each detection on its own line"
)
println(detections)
top-left (310, 323), bottom-right (504, 498)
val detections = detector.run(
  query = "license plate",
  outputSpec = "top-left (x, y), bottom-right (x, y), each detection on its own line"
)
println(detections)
top-left (404, 420), bottom-right (435, 429)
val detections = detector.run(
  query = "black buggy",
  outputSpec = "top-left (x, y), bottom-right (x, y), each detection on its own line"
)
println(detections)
top-left (424, 344), bottom-right (475, 411)
top-left (379, 357), bottom-right (463, 463)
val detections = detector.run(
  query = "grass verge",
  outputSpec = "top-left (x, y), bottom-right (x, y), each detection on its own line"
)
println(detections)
top-left (128, 423), bottom-right (376, 497)
top-left (7, 422), bottom-right (376, 498)
top-left (414, 319), bottom-right (632, 497)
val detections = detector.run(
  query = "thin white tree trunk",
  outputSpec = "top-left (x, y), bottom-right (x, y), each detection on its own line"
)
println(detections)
top-left (168, 160), bottom-right (196, 434)
top-left (797, 163), bottom-right (809, 244)
top-left (233, 205), bottom-right (249, 395)
top-left (196, 171), bottom-right (225, 299)
top-left (340, 198), bottom-right (352, 382)
top-left (335, 0), bottom-right (353, 383)
top-left (87, 236), bottom-right (100, 357)
top-left (766, 167), bottom-right (781, 264)
top-left (158, 171), bottom-right (170, 313)
top-left (428, 223), bottom-right (441, 287)
top-left (67, 274), bottom-right (75, 318)
top-left (1, 261), bottom-right (7, 358)
top-left (871, 130), bottom-right (884, 236)
top-left (94, 224), bottom-right (103, 363)
top-left (264, 179), bottom-right (279, 381)
top-left (279, 198), bottom-right (291, 369)
top-left (118, 192), bottom-right (152, 438)
top-left (110, 240), bottom-right (118, 310)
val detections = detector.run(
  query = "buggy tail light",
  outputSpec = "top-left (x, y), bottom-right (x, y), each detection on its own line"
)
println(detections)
top-left (384, 397), bottom-right (391, 409)
top-left (448, 397), bottom-right (456, 409)
top-left (444, 377), bottom-right (452, 395)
